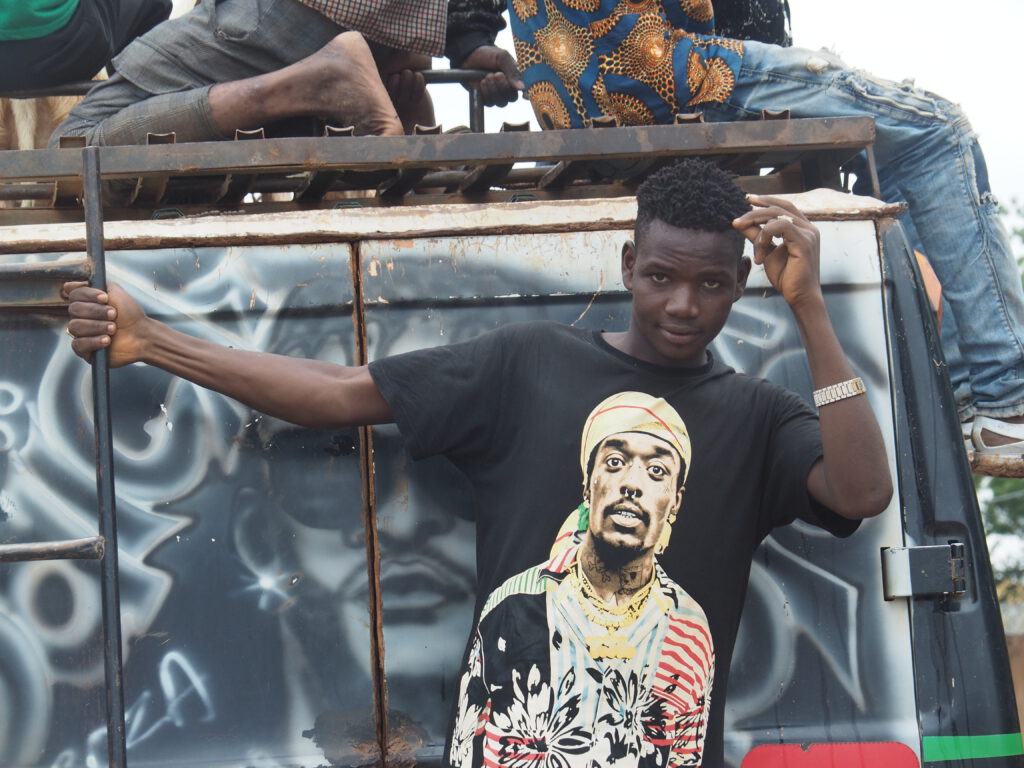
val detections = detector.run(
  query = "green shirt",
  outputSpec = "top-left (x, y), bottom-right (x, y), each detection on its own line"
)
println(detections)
top-left (0, 0), bottom-right (79, 41)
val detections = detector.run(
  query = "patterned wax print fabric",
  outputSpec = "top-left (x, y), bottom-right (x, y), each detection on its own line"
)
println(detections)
top-left (509, 0), bottom-right (745, 129)
top-left (448, 544), bottom-right (715, 767)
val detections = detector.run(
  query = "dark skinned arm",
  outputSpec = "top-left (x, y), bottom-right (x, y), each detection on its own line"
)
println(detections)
top-left (63, 282), bottom-right (393, 430)
top-left (733, 196), bottom-right (893, 520)
top-left (445, 0), bottom-right (524, 107)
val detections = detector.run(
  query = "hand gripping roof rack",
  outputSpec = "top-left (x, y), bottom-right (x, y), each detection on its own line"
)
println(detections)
top-left (0, 146), bottom-right (128, 768)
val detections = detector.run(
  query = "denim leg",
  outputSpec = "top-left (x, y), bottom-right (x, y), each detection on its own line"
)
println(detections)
top-left (701, 41), bottom-right (1024, 417)
top-left (876, 166), bottom-right (973, 417)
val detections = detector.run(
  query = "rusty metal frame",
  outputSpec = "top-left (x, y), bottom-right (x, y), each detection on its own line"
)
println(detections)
top-left (0, 116), bottom-right (876, 222)
top-left (0, 147), bottom-right (129, 768)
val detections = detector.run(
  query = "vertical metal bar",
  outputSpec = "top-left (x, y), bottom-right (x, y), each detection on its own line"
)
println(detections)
top-left (83, 145), bottom-right (128, 768)
top-left (865, 145), bottom-right (882, 200)
top-left (469, 87), bottom-right (484, 133)
top-left (349, 241), bottom-right (391, 763)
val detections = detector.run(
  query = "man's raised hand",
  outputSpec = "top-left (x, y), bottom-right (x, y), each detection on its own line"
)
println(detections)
top-left (733, 195), bottom-right (824, 312)
top-left (459, 45), bottom-right (524, 108)
top-left (63, 281), bottom-right (146, 367)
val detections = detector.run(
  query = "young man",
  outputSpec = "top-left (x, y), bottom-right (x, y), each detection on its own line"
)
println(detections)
top-left (64, 159), bottom-right (892, 765)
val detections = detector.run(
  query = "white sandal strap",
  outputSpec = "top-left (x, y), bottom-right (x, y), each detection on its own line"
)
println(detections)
top-left (973, 416), bottom-right (1024, 452)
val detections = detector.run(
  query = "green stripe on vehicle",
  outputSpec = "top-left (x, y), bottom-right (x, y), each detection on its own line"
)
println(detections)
top-left (923, 733), bottom-right (1024, 762)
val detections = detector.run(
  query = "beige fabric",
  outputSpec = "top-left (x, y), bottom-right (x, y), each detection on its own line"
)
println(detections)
top-left (579, 391), bottom-right (692, 484)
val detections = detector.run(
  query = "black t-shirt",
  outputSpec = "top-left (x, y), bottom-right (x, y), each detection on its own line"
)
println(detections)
top-left (369, 320), bottom-right (857, 766)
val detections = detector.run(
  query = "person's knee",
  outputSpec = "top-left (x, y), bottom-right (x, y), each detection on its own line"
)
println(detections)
top-left (48, 115), bottom-right (97, 147)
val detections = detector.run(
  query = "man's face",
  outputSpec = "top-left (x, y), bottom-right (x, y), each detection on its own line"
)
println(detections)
top-left (620, 219), bottom-right (750, 368)
top-left (587, 432), bottom-right (684, 557)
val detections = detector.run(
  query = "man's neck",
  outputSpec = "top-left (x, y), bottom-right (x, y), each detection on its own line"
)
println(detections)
top-left (578, 539), bottom-right (655, 605)
top-left (600, 329), bottom-right (710, 369)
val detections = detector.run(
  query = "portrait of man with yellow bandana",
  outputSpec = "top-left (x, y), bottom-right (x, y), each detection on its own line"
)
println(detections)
top-left (449, 392), bottom-right (713, 768)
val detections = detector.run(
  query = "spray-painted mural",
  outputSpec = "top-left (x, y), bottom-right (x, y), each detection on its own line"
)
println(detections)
top-left (1, 220), bottom-right (916, 767)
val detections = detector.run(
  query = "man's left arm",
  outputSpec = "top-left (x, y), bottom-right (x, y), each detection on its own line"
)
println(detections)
top-left (734, 195), bottom-right (893, 520)
top-left (445, 0), bottom-right (524, 106)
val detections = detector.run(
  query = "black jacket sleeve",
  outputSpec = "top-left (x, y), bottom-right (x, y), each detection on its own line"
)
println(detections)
top-left (445, 0), bottom-right (507, 66)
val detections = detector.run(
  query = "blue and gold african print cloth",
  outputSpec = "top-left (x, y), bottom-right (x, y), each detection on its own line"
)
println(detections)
top-left (510, 0), bottom-right (744, 129)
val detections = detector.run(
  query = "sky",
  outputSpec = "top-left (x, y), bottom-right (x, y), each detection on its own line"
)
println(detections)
top-left (429, 0), bottom-right (1024, 219)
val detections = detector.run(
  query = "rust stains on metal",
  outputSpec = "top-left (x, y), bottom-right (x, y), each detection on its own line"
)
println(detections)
top-left (0, 535), bottom-right (105, 562)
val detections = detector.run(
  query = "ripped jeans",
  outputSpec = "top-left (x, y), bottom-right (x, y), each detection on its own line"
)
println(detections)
top-left (700, 41), bottom-right (1024, 420)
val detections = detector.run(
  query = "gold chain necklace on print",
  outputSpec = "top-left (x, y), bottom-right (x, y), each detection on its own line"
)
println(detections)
top-left (568, 561), bottom-right (656, 660)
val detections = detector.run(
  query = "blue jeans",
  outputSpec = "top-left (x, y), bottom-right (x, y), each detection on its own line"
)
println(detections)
top-left (701, 41), bottom-right (1024, 420)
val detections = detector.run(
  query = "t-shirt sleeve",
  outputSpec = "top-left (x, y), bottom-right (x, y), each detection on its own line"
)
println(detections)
top-left (368, 327), bottom-right (508, 466)
top-left (759, 384), bottom-right (860, 539)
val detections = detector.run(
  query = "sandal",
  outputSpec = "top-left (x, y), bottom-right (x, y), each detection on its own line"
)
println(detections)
top-left (972, 416), bottom-right (1024, 456)
top-left (970, 417), bottom-right (1024, 478)
top-left (962, 418), bottom-right (974, 462)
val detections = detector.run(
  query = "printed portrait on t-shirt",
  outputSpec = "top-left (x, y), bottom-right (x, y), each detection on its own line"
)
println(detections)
top-left (448, 391), bottom-right (715, 768)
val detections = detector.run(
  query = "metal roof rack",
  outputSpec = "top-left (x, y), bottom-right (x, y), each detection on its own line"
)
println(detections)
top-left (0, 113), bottom-right (877, 224)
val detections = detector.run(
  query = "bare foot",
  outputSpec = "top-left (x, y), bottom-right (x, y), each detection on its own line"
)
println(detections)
top-left (288, 32), bottom-right (404, 136)
top-left (209, 31), bottom-right (403, 138)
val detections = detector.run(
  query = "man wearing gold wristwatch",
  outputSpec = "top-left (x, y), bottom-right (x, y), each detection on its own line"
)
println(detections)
top-left (449, 392), bottom-right (715, 767)
top-left (64, 159), bottom-right (892, 767)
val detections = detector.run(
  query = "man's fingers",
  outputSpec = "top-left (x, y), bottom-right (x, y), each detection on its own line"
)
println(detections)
top-left (734, 221), bottom-right (763, 244)
top-left (69, 297), bottom-right (116, 321)
top-left (70, 334), bottom-right (111, 363)
top-left (478, 73), bottom-right (519, 107)
top-left (67, 316), bottom-right (116, 337)
top-left (385, 70), bottom-right (426, 105)
top-left (734, 205), bottom-right (809, 229)
top-left (61, 280), bottom-right (88, 300)
top-left (498, 54), bottom-right (525, 91)
top-left (399, 70), bottom-right (425, 101)
top-left (747, 194), bottom-right (803, 216)
top-left (459, 45), bottom-right (524, 106)
top-left (734, 217), bottom-right (790, 247)
top-left (64, 283), bottom-right (110, 306)
top-left (62, 280), bottom-right (101, 302)
top-left (734, 198), bottom-right (813, 250)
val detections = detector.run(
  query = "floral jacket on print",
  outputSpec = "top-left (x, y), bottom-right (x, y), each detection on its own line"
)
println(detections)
top-left (448, 546), bottom-right (715, 768)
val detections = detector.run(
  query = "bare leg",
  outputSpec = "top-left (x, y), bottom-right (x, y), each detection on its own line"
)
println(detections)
top-left (209, 31), bottom-right (403, 137)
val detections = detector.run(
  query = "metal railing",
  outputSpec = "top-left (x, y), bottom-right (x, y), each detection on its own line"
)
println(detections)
top-left (0, 146), bottom-right (128, 768)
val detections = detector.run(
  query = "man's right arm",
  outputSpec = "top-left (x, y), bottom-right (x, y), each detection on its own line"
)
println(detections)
top-left (64, 282), bottom-right (394, 430)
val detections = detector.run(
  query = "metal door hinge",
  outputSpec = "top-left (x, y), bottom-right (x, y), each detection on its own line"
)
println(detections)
top-left (881, 543), bottom-right (967, 601)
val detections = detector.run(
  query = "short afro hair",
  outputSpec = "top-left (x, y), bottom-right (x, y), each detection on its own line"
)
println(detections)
top-left (635, 159), bottom-right (751, 243)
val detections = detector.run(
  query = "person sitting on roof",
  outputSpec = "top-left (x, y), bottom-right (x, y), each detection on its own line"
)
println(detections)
top-left (49, 0), bottom-right (523, 144)
top-left (0, 0), bottom-right (171, 93)
top-left (505, 0), bottom-right (1024, 472)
